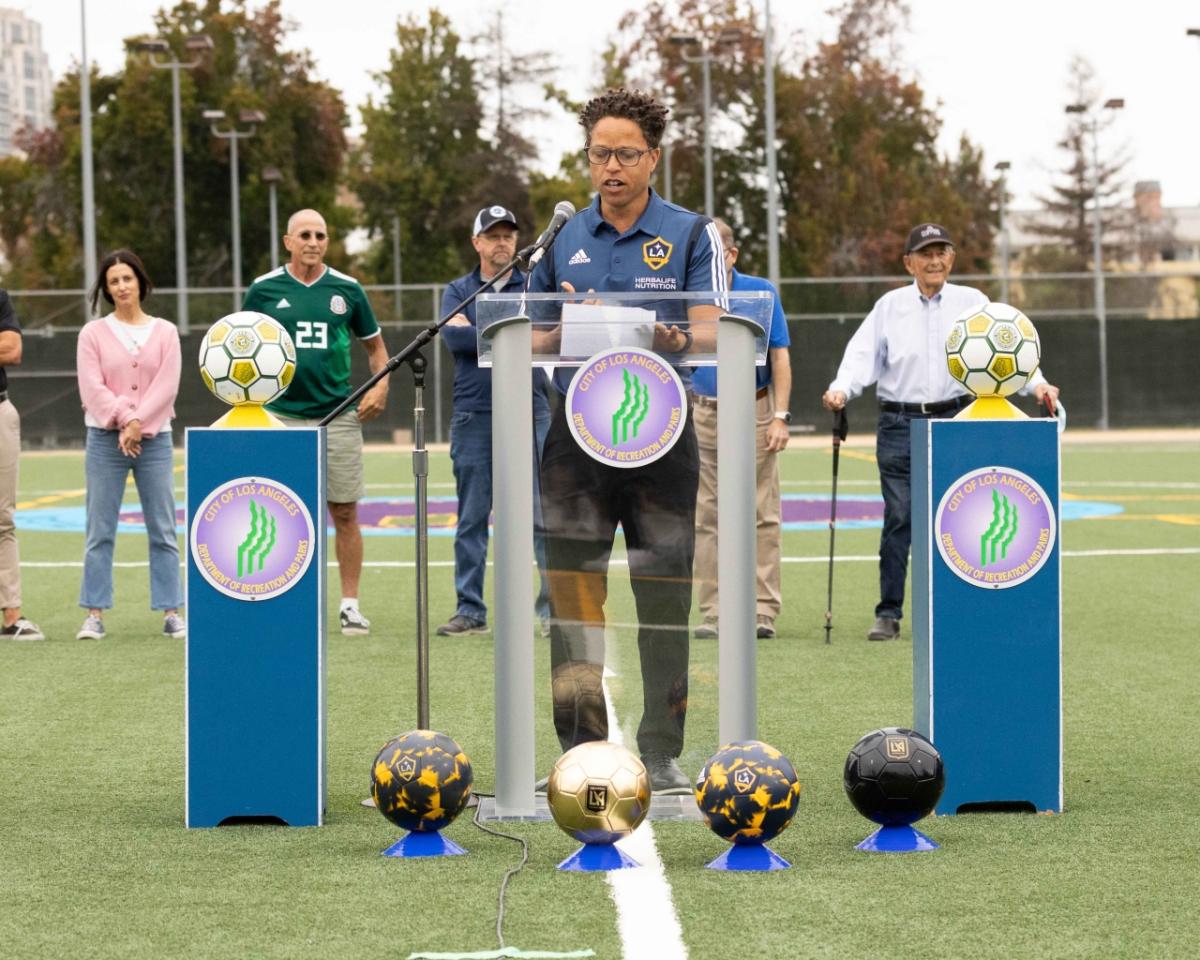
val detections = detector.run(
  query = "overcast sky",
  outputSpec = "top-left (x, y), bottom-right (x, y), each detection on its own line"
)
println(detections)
top-left (28, 1), bottom-right (1200, 211)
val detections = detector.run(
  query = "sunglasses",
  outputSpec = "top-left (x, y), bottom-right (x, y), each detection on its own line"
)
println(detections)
top-left (295, 230), bottom-right (328, 241)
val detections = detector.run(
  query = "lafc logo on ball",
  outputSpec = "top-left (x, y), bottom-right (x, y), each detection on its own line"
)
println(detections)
top-left (396, 755), bottom-right (417, 781)
top-left (733, 767), bottom-right (757, 794)
top-left (329, 294), bottom-right (347, 315)
top-left (586, 783), bottom-right (609, 812)
top-left (886, 736), bottom-right (910, 760)
top-left (642, 236), bottom-right (672, 270)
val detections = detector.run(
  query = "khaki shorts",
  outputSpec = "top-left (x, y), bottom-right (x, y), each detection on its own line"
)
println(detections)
top-left (277, 407), bottom-right (364, 503)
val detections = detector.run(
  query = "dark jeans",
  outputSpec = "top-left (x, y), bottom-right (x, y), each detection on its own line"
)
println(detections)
top-left (540, 401), bottom-right (699, 758)
top-left (874, 406), bottom-right (963, 620)
top-left (449, 408), bottom-right (552, 623)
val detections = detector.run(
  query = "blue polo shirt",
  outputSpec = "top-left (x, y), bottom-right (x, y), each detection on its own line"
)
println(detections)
top-left (441, 266), bottom-right (549, 415)
top-left (691, 268), bottom-right (790, 397)
top-left (528, 189), bottom-right (726, 393)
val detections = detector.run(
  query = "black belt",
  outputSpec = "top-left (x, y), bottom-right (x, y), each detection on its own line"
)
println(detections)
top-left (879, 396), bottom-right (970, 416)
top-left (695, 386), bottom-right (769, 409)
top-left (0, 390), bottom-right (7, 404)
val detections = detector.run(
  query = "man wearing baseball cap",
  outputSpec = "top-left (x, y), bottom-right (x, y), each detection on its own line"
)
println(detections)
top-left (437, 206), bottom-right (553, 636)
top-left (822, 223), bottom-right (1060, 642)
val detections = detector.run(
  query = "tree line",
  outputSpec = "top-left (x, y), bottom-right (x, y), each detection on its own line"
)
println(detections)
top-left (0, 0), bottom-right (1129, 314)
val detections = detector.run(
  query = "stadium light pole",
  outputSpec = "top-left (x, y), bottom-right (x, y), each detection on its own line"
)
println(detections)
top-left (205, 109), bottom-right (266, 309)
top-left (1066, 98), bottom-right (1123, 431)
top-left (79, 0), bottom-right (97, 311)
top-left (135, 34), bottom-right (212, 334)
top-left (764, 0), bottom-right (780, 289)
top-left (994, 161), bottom-right (1011, 303)
top-left (669, 29), bottom-right (742, 218)
top-left (261, 165), bottom-right (283, 269)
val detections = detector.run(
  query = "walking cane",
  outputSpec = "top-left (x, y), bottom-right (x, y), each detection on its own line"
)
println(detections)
top-left (823, 407), bottom-right (850, 644)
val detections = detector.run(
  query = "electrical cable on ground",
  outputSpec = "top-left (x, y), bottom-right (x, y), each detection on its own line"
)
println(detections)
top-left (404, 793), bottom-right (594, 960)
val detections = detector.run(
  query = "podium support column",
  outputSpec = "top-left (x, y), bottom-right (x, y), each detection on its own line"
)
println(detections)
top-left (716, 314), bottom-right (764, 744)
top-left (486, 316), bottom-right (537, 817)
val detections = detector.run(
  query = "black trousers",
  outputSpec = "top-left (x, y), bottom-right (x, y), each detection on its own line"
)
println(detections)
top-left (540, 400), bottom-right (699, 758)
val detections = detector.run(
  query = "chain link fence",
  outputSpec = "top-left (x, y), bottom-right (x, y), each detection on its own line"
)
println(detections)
top-left (6, 270), bottom-right (1199, 449)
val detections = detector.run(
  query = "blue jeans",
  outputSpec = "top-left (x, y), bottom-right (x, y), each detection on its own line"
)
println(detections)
top-left (875, 412), bottom-right (913, 621)
top-left (449, 409), bottom-right (551, 622)
top-left (80, 428), bottom-right (183, 611)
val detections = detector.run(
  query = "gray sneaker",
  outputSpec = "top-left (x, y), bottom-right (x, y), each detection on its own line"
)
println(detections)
top-left (756, 616), bottom-right (777, 639)
top-left (867, 616), bottom-right (900, 641)
top-left (436, 615), bottom-right (488, 637)
top-left (642, 752), bottom-right (692, 795)
top-left (76, 615), bottom-right (106, 640)
top-left (340, 607), bottom-right (371, 636)
top-left (163, 613), bottom-right (186, 639)
top-left (1, 618), bottom-right (45, 641)
top-left (694, 620), bottom-right (718, 639)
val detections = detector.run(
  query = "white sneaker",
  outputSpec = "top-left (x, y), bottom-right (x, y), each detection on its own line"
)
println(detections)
top-left (340, 607), bottom-right (370, 636)
top-left (1, 618), bottom-right (45, 641)
top-left (76, 615), bottom-right (106, 640)
top-left (163, 613), bottom-right (186, 639)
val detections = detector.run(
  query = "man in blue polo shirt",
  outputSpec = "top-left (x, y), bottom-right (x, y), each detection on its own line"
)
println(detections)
top-left (437, 206), bottom-right (552, 637)
top-left (528, 87), bottom-right (726, 794)
top-left (691, 217), bottom-right (792, 641)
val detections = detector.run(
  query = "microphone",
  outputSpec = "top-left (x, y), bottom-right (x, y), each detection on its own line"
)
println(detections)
top-left (521, 201), bottom-right (576, 269)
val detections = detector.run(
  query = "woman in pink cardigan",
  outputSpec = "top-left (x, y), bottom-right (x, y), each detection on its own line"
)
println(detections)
top-left (76, 250), bottom-right (184, 640)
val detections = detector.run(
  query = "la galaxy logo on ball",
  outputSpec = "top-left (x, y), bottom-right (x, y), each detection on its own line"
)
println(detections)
top-left (190, 476), bottom-right (316, 601)
top-left (565, 347), bottom-right (687, 468)
top-left (935, 466), bottom-right (1056, 589)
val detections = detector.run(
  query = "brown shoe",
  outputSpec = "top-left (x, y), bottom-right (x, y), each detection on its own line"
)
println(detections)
top-left (867, 616), bottom-right (900, 641)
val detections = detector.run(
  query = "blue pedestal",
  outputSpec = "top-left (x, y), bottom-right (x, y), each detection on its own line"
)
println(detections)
top-left (856, 824), bottom-right (939, 852)
top-left (382, 832), bottom-right (468, 858)
top-left (185, 428), bottom-right (327, 827)
top-left (558, 843), bottom-right (641, 871)
top-left (705, 844), bottom-right (791, 871)
top-left (911, 419), bottom-right (1062, 815)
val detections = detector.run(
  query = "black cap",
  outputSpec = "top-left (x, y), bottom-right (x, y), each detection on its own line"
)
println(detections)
top-left (473, 205), bottom-right (518, 236)
top-left (905, 223), bottom-right (953, 254)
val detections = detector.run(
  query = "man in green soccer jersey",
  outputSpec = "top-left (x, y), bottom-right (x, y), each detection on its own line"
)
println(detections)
top-left (242, 209), bottom-right (389, 635)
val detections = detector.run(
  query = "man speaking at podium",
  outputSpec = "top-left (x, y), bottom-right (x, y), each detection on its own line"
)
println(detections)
top-left (527, 88), bottom-right (726, 794)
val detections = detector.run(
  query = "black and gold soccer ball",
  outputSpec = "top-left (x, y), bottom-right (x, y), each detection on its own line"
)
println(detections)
top-left (695, 740), bottom-right (802, 845)
top-left (371, 730), bottom-right (473, 833)
top-left (843, 727), bottom-right (944, 826)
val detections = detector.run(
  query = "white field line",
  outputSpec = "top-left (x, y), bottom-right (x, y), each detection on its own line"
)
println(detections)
top-left (20, 547), bottom-right (1200, 571)
top-left (602, 666), bottom-right (688, 959)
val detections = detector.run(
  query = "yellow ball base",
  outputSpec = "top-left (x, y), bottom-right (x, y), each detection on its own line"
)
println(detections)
top-left (211, 404), bottom-right (286, 429)
top-left (953, 395), bottom-right (1028, 420)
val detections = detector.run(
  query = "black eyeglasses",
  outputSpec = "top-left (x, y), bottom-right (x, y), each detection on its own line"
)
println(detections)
top-left (583, 145), bottom-right (654, 166)
top-left (295, 230), bottom-right (327, 241)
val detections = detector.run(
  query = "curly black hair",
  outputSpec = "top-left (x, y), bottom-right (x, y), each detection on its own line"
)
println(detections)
top-left (578, 88), bottom-right (670, 148)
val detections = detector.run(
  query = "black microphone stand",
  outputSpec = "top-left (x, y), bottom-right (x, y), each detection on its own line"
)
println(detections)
top-left (319, 252), bottom-right (530, 732)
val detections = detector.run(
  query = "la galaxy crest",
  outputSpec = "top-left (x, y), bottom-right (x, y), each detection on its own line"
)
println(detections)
top-left (642, 236), bottom-right (672, 271)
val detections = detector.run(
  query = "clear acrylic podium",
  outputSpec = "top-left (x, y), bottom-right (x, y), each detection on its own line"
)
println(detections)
top-left (476, 291), bottom-right (770, 817)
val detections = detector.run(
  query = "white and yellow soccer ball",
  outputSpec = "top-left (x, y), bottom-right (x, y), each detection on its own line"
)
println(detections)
top-left (945, 302), bottom-right (1041, 398)
top-left (199, 311), bottom-right (296, 406)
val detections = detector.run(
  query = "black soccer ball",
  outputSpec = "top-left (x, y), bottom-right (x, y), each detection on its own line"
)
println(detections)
top-left (371, 730), bottom-right (473, 833)
top-left (843, 727), bottom-right (944, 826)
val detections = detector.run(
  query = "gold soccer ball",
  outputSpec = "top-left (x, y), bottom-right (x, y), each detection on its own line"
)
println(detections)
top-left (945, 302), bottom-right (1041, 398)
top-left (199, 311), bottom-right (296, 406)
top-left (546, 741), bottom-right (651, 844)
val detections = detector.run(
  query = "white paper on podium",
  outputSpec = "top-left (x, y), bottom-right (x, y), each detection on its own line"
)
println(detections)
top-left (560, 302), bottom-right (655, 356)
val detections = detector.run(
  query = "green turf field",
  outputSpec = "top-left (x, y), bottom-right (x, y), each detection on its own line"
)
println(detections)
top-left (2, 437), bottom-right (1198, 959)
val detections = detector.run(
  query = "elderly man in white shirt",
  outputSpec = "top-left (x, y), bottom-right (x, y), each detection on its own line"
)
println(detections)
top-left (822, 223), bottom-right (1059, 642)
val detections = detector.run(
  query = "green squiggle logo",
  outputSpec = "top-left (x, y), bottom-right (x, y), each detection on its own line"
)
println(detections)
top-left (236, 499), bottom-right (278, 578)
top-left (612, 369), bottom-right (650, 446)
top-left (980, 490), bottom-right (1018, 567)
